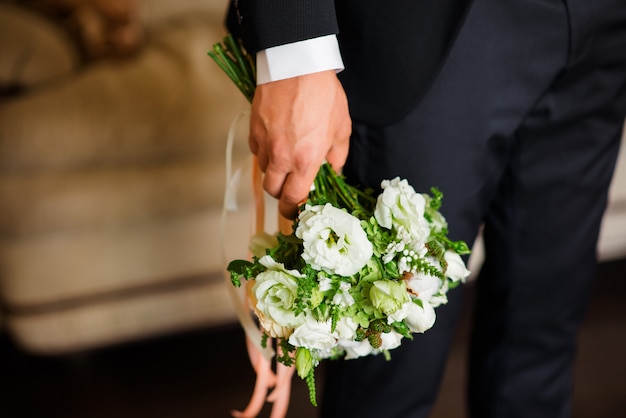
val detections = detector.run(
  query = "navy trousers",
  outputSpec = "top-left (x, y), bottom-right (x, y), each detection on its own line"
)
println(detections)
top-left (320, 0), bottom-right (626, 417)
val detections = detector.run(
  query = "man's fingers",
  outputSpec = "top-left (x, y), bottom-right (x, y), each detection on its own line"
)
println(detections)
top-left (246, 70), bottom-right (352, 219)
top-left (262, 173), bottom-right (304, 219)
top-left (278, 199), bottom-right (299, 221)
top-left (262, 167), bottom-right (318, 219)
top-left (278, 168), bottom-right (318, 219)
top-left (325, 135), bottom-right (351, 173)
top-left (248, 136), bottom-right (259, 156)
top-left (256, 150), bottom-right (269, 174)
top-left (262, 169), bottom-right (287, 199)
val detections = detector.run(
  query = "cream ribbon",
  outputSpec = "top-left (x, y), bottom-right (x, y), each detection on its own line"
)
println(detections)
top-left (221, 110), bottom-right (274, 361)
top-left (221, 111), bottom-right (295, 418)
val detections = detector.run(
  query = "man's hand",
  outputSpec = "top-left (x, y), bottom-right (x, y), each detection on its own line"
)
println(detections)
top-left (250, 70), bottom-right (351, 218)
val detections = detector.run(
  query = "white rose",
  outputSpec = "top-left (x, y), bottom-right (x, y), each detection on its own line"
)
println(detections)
top-left (375, 177), bottom-right (431, 245)
top-left (404, 300), bottom-right (436, 333)
top-left (289, 313), bottom-right (336, 351)
top-left (296, 204), bottom-right (373, 276)
top-left (250, 256), bottom-right (305, 337)
top-left (444, 250), bottom-right (471, 282)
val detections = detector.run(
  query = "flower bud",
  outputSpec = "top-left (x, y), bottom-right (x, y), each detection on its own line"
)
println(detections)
top-left (443, 250), bottom-right (471, 282)
top-left (295, 347), bottom-right (313, 379)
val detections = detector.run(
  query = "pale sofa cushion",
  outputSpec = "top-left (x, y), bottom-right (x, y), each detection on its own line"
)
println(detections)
top-left (0, 15), bottom-right (246, 171)
top-left (0, 159), bottom-right (228, 237)
top-left (137, 0), bottom-right (228, 26)
top-left (0, 2), bottom-right (79, 93)
top-left (5, 275), bottom-right (236, 355)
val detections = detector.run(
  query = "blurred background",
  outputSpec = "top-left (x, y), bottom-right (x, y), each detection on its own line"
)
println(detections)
top-left (0, 0), bottom-right (625, 417)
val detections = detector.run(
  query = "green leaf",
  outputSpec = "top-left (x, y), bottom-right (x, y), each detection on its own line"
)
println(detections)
top-left (392, 321), bottom-right (413, 339)
top-left (227, 259), bottom-right (254, 274)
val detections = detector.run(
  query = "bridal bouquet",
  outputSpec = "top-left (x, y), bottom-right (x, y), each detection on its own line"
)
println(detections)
top-left (209, 36), bottom-right (471, 407)
top-left (228, 164), bottom-right (470, 402)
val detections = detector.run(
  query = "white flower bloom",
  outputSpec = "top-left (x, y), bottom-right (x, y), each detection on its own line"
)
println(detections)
top-left (383, 240), bottom-right (405, 264)
top-left (397, 255), bottom-right (411, 275)
top-left (396, 225), bottom-right (414, 246)
top-left (289, 313), bottom-right (336, 351)
top-left (340, 340), bottom-right (377, 360)
top-left (379, 330), bottom-right (404, 350)
top-left (411, 242), bottom-right (430, 259)
top-left (258, 255), bottom-right (305, 278)
top-left (370, 280), bottom-right (410, 316)
top-left (429, 280), bottom-right (449, 308)
top-left (332, 281), bottom-right (355, 307)
top-left (289, 314), bottom-right (359, 353)
top-left (318, 276), bottom-right (333, 292)
top-left (296, 204), bottom-right (373, 276)
top-left (374, 177), bottom-right (431, 245)
top-left (250, 256), bottom-right (305, 337)
top-left (404, 300), bottom-right (436, 333)
top-left (313, 348), bottom-right (334, 360)
top-left (334, 316), bottom-right (359, 341)
top-left (444, 250), bottom-right (471, 282)
top-left (406, 271), bottom-right (442, 303)
top-left (387, 300), bottom-right (412, 324)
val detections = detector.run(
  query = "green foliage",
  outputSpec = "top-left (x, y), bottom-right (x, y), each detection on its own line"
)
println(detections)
top-left (296, 266), bottom-right (319, 315)
top-left (362, 217), bottom-right (393, 257)
top-left (227, 259), bottom-right (265, 287)
top-left (392, 321), bottom-right (412, 339)
top-left (413, 257), bottom-right (445, 280)
top-left (267, 232), bottom-right (303, 269)
top-left (330, 304), bottom-right (341, 333)
top-left (306, 369), bottom-right (318, 407)
top-left (429, 187), bottom-right (443, 210)
top-left (447, 238), bottom-right (472, 255)
top-left (276, 338), bottom-right (295, 367)
top-left (309, 163), bottom-right (377, 216)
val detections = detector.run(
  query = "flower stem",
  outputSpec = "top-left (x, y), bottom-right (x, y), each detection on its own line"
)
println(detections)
top-left (310, 163), bottom-right (376, 216)
top-left (207, 34), bottom-right (256, 103)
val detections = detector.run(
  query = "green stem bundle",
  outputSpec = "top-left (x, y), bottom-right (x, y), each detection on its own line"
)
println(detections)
top-left (207, 34), bottom-right (256, 103)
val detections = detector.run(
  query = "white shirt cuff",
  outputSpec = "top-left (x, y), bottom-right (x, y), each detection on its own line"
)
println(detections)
top-left (256, 34), bottom-right (344, 85)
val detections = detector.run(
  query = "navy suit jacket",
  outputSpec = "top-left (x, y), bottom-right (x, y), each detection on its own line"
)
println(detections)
top-left (227, 0), bottom-right (469, 126)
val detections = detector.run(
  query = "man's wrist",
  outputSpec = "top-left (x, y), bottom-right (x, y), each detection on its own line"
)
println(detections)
top-left (256, 34), bottom-right (344, 84)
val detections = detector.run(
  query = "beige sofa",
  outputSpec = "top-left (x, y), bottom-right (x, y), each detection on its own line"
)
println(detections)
top-left (1, 0), bottom-right (624, 356)
top-left (0, 0), bottom-right (254, 354)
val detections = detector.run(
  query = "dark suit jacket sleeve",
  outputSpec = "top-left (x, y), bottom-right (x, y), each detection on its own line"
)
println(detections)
top-left (226, 0), bottom-right (339, 53)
